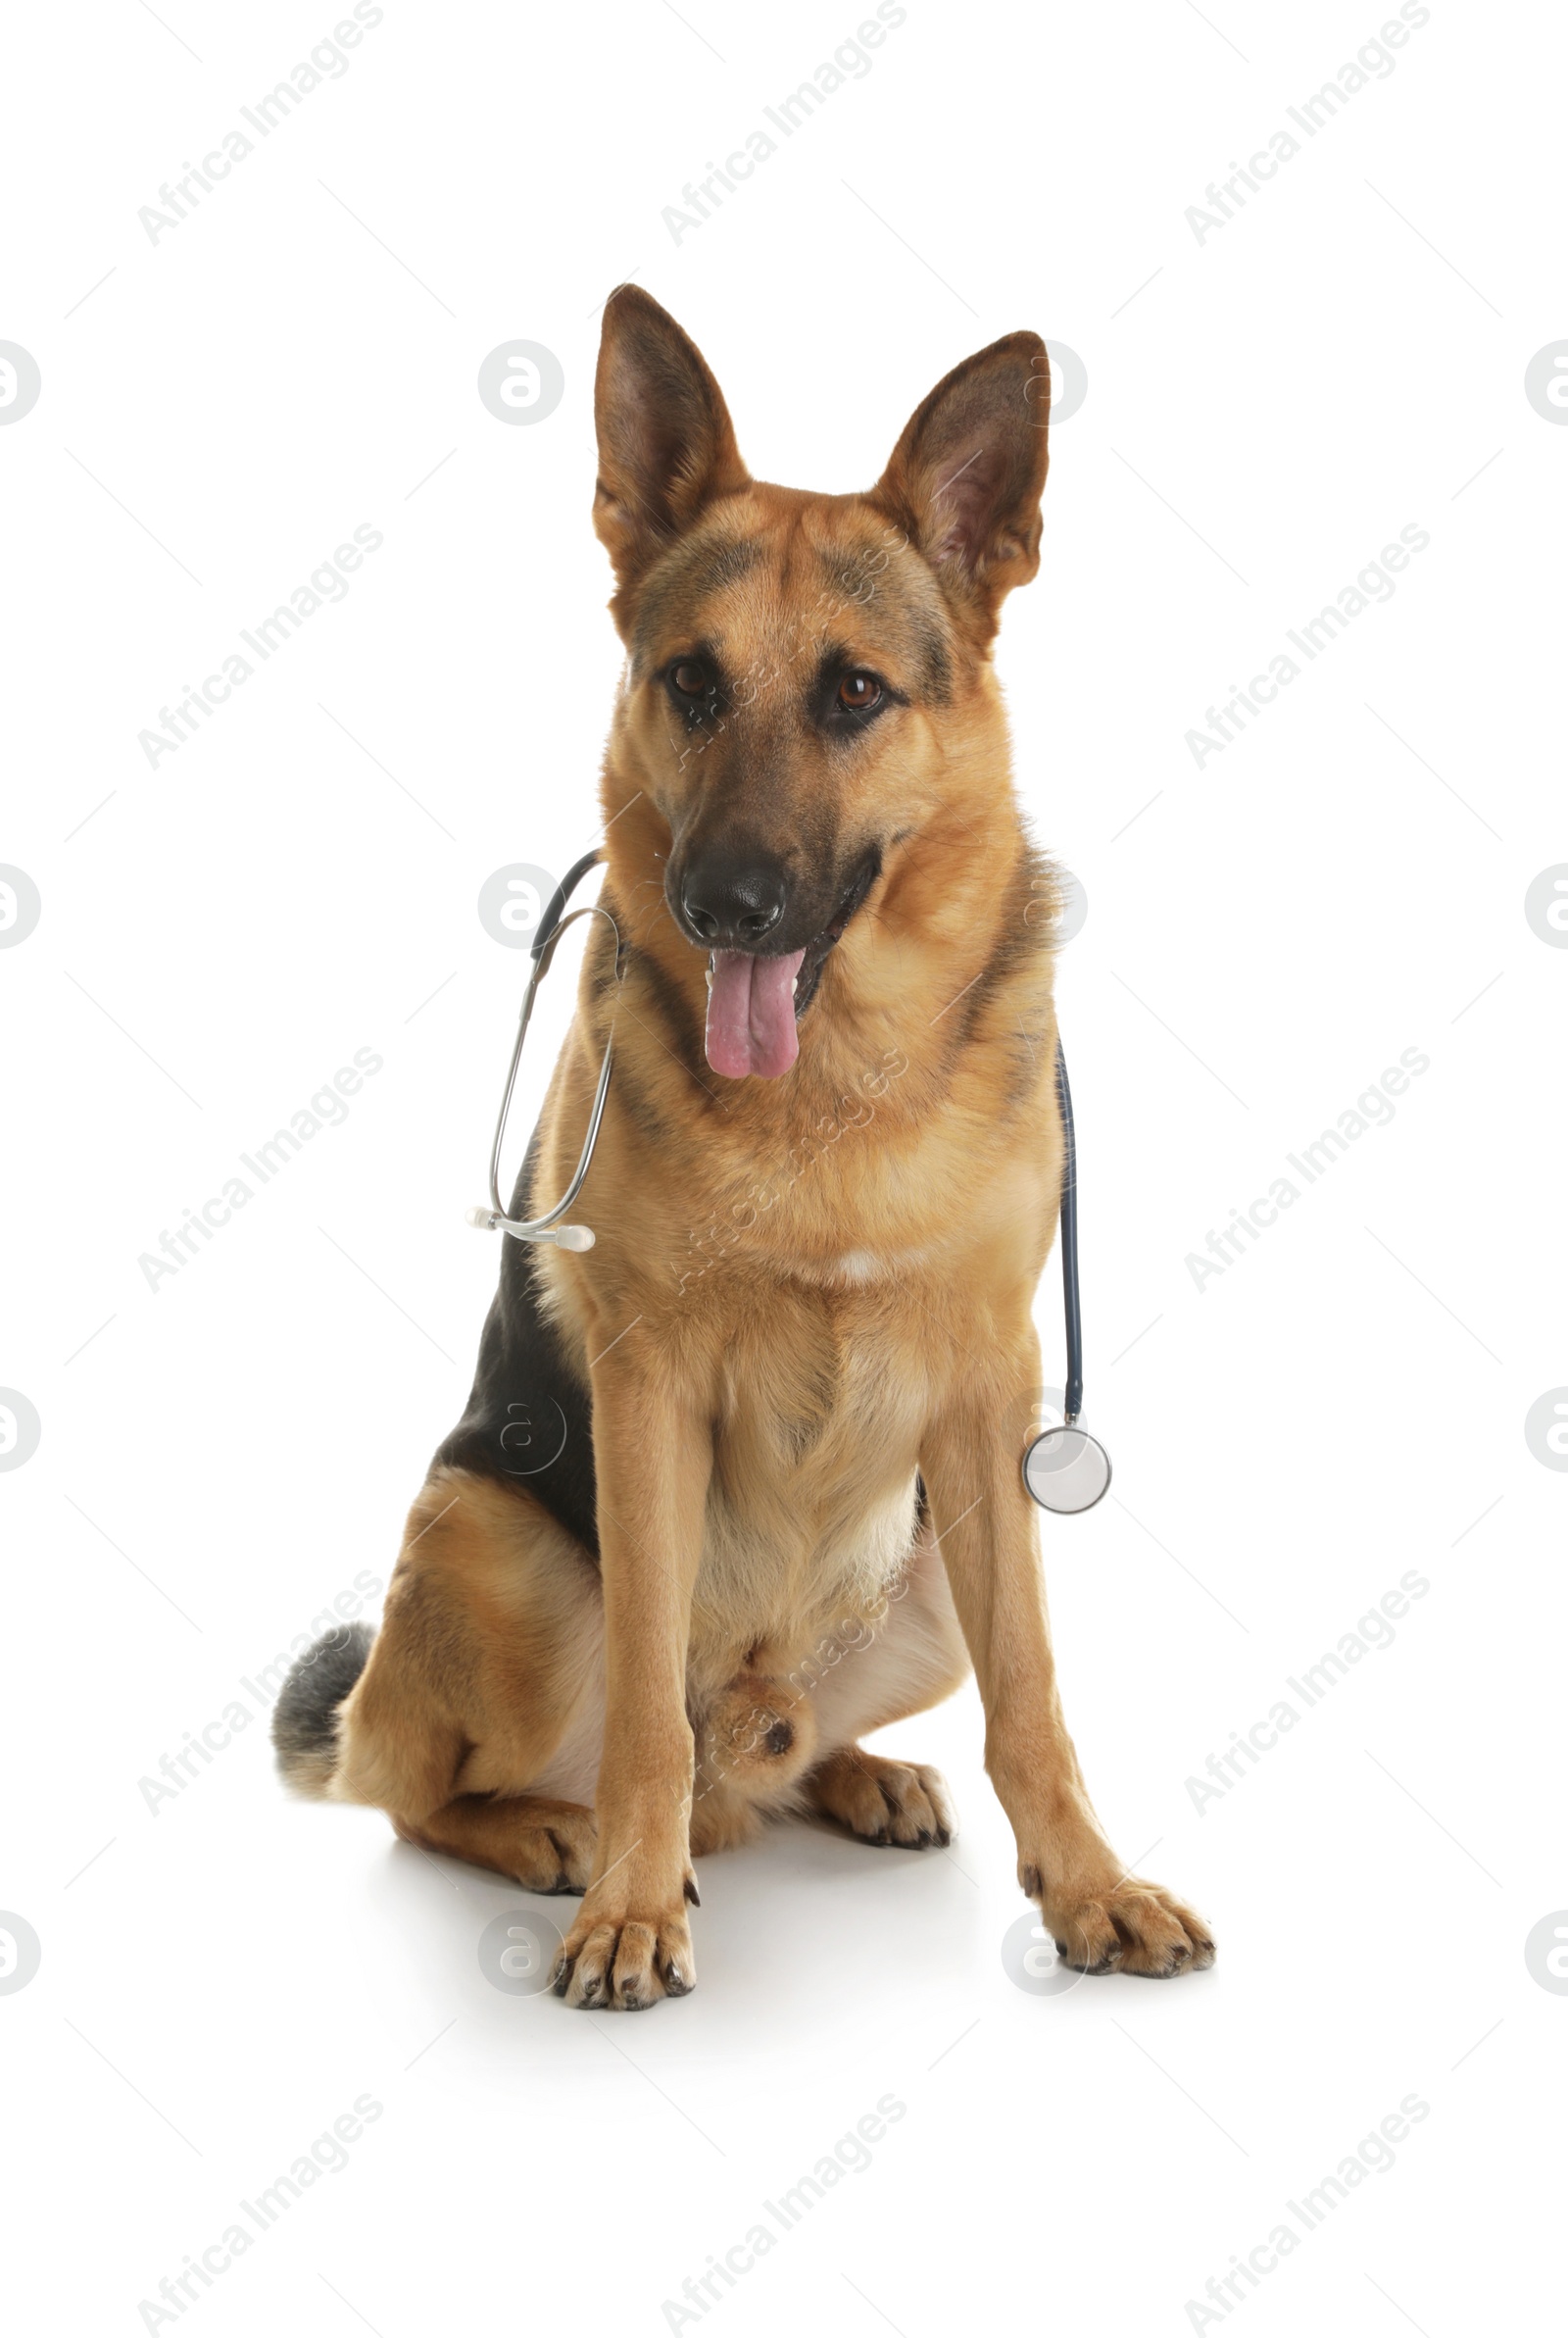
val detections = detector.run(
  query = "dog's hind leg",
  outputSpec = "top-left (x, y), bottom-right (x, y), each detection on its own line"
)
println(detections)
top-left (802, 1524), bottom-right (970, 1848)
top-left (393, 1796), bottom-right (597, 1895)
top-left (273, 1467), bottom-right (604, 1890)
top-left (808, 1748), bottom-right (956, 1849)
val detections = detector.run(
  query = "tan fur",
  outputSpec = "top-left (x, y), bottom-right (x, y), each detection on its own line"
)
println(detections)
top-left (308, 289), bottom-right (1212, 2008)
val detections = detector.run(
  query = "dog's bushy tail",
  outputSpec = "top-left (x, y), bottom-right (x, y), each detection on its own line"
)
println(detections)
top-left (271, 1621), bottom-right (374, 1797)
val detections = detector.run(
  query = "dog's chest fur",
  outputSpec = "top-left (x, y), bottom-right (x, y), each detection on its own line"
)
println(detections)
top-left (518, 992), bottom-right (1056, 1683)
top-left (689, 1272), bottom-right (928, 1678)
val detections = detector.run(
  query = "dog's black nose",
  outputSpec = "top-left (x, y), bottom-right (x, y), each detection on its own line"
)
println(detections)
top-left (680, 860), bottom-right (787, 949)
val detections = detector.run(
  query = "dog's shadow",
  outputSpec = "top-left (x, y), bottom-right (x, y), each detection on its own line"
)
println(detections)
top-left (375, 1805), bottom-right (979, 2035)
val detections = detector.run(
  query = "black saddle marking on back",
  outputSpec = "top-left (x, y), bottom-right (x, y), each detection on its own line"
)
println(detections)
top-left (432, 1122), bottom-right (600, 1562)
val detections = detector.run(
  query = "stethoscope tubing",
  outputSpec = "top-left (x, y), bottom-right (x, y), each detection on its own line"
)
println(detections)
top-left (468, 849), bottom-right (619, 1251)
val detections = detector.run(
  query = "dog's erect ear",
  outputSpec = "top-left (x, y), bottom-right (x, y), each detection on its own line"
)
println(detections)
top-left (592, 285), bottom-right (750, 602)
top-left (870, 331), bottom-right (1051, 639)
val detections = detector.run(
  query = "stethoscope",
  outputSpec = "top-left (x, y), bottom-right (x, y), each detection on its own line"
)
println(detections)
top-left (465, 846), bottom-right (616, 1256)
top-left (466, 847), bottom-right (1112, 1517)
top-left (1024, 1048), bottom-right (1114, 1515)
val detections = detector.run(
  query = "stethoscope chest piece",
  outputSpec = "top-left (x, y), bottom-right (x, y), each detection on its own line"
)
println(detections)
top-left (1022, 1423), bottom-right (1112, 1516)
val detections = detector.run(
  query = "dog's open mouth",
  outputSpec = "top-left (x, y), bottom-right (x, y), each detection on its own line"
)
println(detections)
top-left (703, 858), bottom-right (878, 1080)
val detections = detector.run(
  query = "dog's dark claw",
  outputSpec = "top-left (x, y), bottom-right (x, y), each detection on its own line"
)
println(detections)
top-left (684, 1876), bottom-right (701, 1907)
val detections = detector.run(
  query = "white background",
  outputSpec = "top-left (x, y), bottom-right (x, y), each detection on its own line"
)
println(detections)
top-left (2, 1), bottom-right (1563, 2331)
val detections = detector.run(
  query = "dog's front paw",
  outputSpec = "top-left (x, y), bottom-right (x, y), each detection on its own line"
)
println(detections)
top-left (1023, 1864), bottom-right (1214, 1978)
top-left (553, 1890), bottom-right (696, 2010)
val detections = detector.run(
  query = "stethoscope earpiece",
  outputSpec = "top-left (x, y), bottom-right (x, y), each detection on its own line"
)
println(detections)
top-left (466, 1206), bottom-right (595, 1252)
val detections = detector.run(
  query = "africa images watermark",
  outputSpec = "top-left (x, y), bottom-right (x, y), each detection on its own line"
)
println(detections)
top-left (669, 518), bottom-right (912, 786)
top-left (690, 1558), bottom-right (915, 1820)
top-left (673, 1046), bottom-right (911, 1295)
top-left (136, 1047), bottom-right (384, 1293)
top-left (1184, 1565), bottom-right (1430, 1816)
top-left (137, 1577), bottom-right (382, 1816)
top-left (136, 2094), bottom-right (383, 2332)
top-left (1183, 2093), bottom-right (1430, 2330)
top-left (662, 1), bottom-right (909, 243)
top-left (1184, 524), bottom-right (1430, 770)
top-left (137, 525), bottom-right (384, 769)
top-left (1185, 1046), bottom-right (1429, 1293)
top-left (137, 3), bottom-right (387, 245)
top-left (1184, 2), bottom-right (1434, 246)
top-left (661, 2094), bottom-right (907, 2329)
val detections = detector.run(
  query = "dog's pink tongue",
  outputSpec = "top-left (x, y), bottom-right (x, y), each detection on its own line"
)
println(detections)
top-left (705, 948), bottom-right (807, 1079)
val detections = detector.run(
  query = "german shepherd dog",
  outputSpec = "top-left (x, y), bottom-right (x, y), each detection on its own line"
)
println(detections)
top-left (273, 287), bottom-right (1214, 2008)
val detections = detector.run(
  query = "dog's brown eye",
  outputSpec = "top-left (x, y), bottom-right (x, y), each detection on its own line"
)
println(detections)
top-left (670, 661), bottom-right (709, 698)
top-left (838, 672), bottom-right (881, 712)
